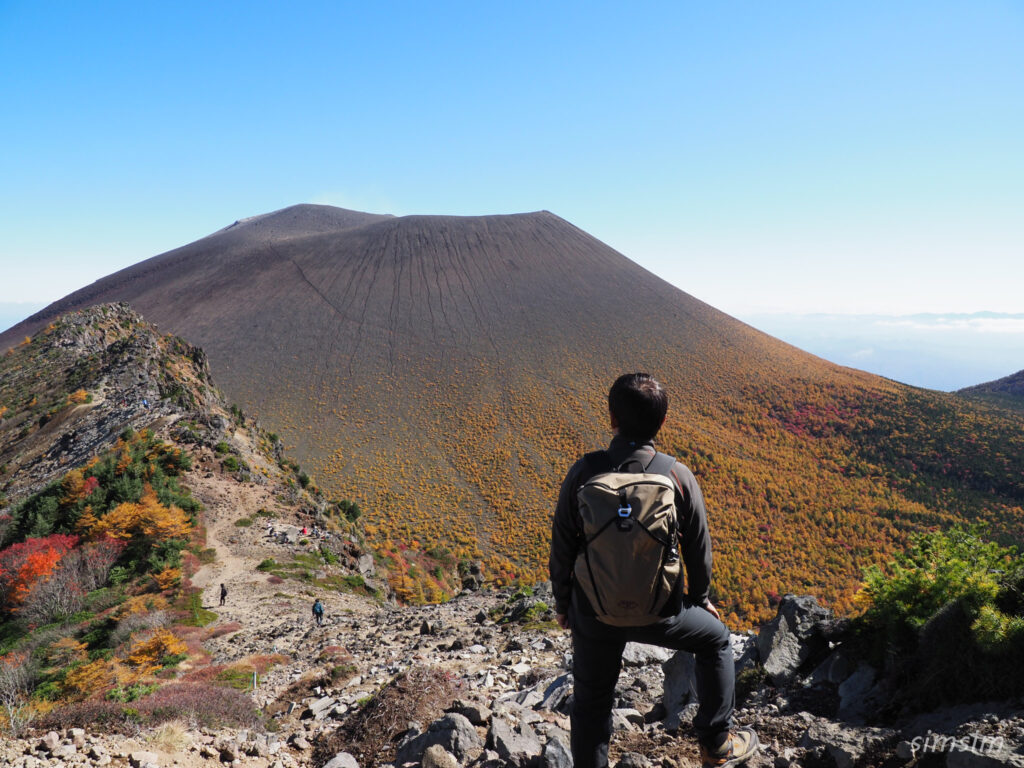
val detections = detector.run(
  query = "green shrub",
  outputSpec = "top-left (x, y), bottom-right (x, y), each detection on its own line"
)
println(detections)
top-left (256, 559), bottom-right (277, 572)
top-left (214, 441), bottom-right (231, 455)
top-left (234, 517), bottom-right (253, 527)
top-left (856, 525), bottom-right (1024, 706)
top-left (221, 456), bottom-right (239, 473)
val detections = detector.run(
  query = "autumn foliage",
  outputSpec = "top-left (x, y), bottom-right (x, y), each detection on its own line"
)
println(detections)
top-left (0, 534), bottom-right (78, 611)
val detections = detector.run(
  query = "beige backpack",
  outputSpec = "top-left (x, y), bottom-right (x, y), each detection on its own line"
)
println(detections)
top-left (574, 452), bottom-right (681, 626)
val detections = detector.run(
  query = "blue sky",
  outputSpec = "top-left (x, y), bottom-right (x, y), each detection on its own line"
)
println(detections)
top-left (1, 2), bottom-right (1022, 385)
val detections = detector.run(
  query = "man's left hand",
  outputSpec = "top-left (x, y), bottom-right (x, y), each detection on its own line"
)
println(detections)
top-left (556, 613), bottom-right (569, 630)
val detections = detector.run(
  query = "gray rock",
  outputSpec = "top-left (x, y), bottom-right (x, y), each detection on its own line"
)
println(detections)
top-left (129, 752), bottom-right (161, 768)
top-left (806, 648), bottom-right (851, 687)
top-left (357, 554), bottom-right (376, 576)
top-left (542, 731), bottom-right (573, 768)
top-left (288, 733), bottom-right (311, 751)
top-left (489, 713), bottom-right (543, 767)
top-left (323, 753), bottom-right (360, 768)
top-left (52, 743), bottom-right (77, 759)
top-left (540, 674), bottom-right (573, 713)
top-left (617, 753), bottom-right (654, 768)
top-left (799, 720), bottom-right (894, 768)
top-left (39, 732), bottom-right (61, 754)
top-left (456, 700), bottom-right (492, 725)
top-left (216, 738), bottom-right (242, 762)
top-left (757, 594), bottom-right (833, 687)
top-left (895, 741), bottom-right (916, 761)
top-left (69, 729), bottom-right (86, 748)
top-left (837, 663), bottom-right (877, 723)
top-left (395, 713), bottom-right (482, 764)
top-left (622, 642), bottom-right (673, 667)
top-left (946, 740), bottom-right (1024, 768)
top-left (662, 650), bottom-right (697, 730)
top-left (612, 708), bottom-right (640, 732)
top-left (306, 695), bottom-right (336, 718)
top-left (422, 744), bottom-right (460, 768)
top-left (730, 632), bottom-right (760, 674)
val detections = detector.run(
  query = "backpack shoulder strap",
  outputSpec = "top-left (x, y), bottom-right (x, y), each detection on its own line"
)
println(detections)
top-left (645, 451), bottom-right (677, 478)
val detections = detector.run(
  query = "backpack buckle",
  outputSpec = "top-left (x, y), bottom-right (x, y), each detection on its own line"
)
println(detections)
top-left (617, 504), bottom-right (632, 518)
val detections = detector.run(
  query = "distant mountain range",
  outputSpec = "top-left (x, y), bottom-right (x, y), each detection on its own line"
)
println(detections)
top-left (3, 204), bottom-right (1022, 624)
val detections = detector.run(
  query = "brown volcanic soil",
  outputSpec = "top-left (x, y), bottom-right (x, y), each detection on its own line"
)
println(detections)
top-left (4, 204), bottom-right (1022, 624)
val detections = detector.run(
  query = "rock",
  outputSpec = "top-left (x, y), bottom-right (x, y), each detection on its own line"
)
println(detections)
top-left (288, 733), bottom-right (311, 751)
top-left (455, 699), bottom-right (492, 725)
top-left (422, 744), bottom-right (460, 768)
top-left (357, 553), bottom-right (376, 576)
top-left (540, 674), bottom-right (573, 713)
top-left (52, 743), bottom-right (77, 759)
top-left (837, 663), bottom-right (877, 723)
top-left (730, 633), bottom-right (760, 674)
top-left (622, 642), bottom-right (673, 667)
top-left (757, 594), bottom-right (833, 687)
top-left (806, 648), bottom-right (852, 687)
top-left (39, 732), bottom-right (60, 754)
top-left (69, 729), bottom-right (86, 748)
top-left (129, 751), bottom-right (161, 768)
top-left (323, 753), bottom-right (360, 768)
top-left (305, 695), bottom-right (336, 719)
top-left (612, 708), bottom-right (640, 732)
top-left (895, 741), bottom-right (916, 761)
top-left (946, 740), bottom-right (1024, 768)
top-left (542, 731), bottom-right (573, 768)
top-left (799, 720), bottom-right (894, 768)
top-left (489, 714), bottom-right (543, 767)
top-left (216, 738), bottom-right (242, 762)
top-left (662, 650), bottom-right (698, 730)
top-left (617, 753), bottom-right (654, 768)
top-left (395, 713), bottom-right (483, 764)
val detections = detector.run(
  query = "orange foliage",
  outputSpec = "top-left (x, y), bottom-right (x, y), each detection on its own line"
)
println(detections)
top-left (153, 567), bottom-right (181, 591)
top-left (0, 534), bottom-right (78, 609)
top-left (50, 637), bottom-right (88, 667)
top-left (63, 658), bottom-right (123, 699)
top-left (88, 484), bottom-right (191, 542)
top-left (127, 629), bottom-right (188, 675)
top-left (69, 388), bottom-right (89, 404)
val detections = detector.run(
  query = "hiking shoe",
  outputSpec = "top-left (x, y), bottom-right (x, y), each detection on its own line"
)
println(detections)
top-left (700, 727), bottom-right (760, 768)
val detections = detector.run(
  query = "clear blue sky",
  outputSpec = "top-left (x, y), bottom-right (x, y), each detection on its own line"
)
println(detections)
top-left (1, 1), bottom-right (1022, 318)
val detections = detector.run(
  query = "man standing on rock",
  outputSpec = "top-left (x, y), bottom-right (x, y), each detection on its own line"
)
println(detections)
top-left (549, 373), bottom-right (758, 768)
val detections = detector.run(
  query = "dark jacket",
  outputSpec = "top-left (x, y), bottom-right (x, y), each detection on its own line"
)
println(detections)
top-left (548, 435), bottom-right (714, 617)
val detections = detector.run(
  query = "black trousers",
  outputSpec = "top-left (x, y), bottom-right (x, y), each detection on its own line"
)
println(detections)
top-left (569, 599), bottom-right (735, 768)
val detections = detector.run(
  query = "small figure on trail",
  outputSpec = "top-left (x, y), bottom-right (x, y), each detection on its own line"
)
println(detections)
top-left (312, 598), bottom-right (324, 626)
top-left (301, 526), bottom-right (308, 536)
top-left (549, 373), bottom-right (759, 768)
top-left (219, 583), bottom-right (227, 606)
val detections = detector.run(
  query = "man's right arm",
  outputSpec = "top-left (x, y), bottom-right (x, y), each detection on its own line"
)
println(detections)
top-left (549, 460), bottom-right (583, 620)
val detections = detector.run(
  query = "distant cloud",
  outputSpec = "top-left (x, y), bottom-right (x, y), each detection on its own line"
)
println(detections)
top-left (875, 315), bottom-right (1024, 334)
top-left (850, 348), bottom-right (875, 359)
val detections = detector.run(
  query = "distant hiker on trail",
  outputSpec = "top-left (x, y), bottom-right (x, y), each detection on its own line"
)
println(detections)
top-left (219, 583), bottom-right (227, 606)
top-left (549, 373), bottom-right (759, 768)
top-left (312, 598), bottom-right (324, 626)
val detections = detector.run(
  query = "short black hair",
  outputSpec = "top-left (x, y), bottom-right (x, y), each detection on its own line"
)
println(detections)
top-left (608, 373), bottom-right (668, 441)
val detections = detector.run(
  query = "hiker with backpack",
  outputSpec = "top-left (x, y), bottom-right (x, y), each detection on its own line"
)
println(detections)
top-left (549, 373), bottom-right (758, 768)
top-left (312, 598), bottom-right (324, 626)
